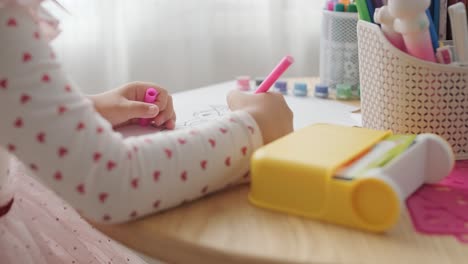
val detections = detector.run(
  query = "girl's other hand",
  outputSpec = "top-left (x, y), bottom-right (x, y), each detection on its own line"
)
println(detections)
top-left (227, 90), bottom-right (293, 144)
top-left (88, 82), bottom-right (176, 129)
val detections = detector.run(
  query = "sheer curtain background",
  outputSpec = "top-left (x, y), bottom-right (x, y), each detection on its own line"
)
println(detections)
top-left (47, 0), bottom-right (326, 94)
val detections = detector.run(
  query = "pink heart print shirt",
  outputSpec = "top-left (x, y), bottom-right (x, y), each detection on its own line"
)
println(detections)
top-left (0, 1), bottom-right (263, 223)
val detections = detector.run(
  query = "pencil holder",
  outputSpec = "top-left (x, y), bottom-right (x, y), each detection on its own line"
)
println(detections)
top-left (357, 21), bottom-right (468, 160)
top-left (319, 10), bottom-right (360, 96)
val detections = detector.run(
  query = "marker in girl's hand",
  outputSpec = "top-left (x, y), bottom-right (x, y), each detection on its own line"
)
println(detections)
top-left (140, 87), bottom-right (159, 126)
top-left (255, 55), bottom-right (295, 94)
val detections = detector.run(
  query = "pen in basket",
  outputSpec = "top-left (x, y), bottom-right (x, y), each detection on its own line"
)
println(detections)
top-left (448, 2), bottom-right (468, 64)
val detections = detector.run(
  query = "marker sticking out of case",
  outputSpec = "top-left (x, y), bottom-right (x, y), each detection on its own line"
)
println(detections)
top-left (335, 134), bottom-right (416, 179)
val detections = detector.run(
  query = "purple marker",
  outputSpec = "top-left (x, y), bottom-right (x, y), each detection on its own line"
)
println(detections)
top-left (372, 0), bottom-right (384, 8)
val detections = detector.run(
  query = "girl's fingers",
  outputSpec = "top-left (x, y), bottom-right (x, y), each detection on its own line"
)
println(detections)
top-left (163, 118), bottom-right (176, 130)
top-left (122, 101), bottom-right (159, 120)
top-left (113, 82), bottom-right (178, 128)
top-left (155, 92), bottom-right (169, 113)
top-left (158, 111), bottom-right (176, 130)
top-left (121, 82), bottom-right (169, 111)
top-left (154, 96), bottom-right (174, 126)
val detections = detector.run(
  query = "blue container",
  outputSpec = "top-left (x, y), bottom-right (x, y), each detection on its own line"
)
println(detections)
top-left (293, 82), bottom-right (308, 97)
top-left (314, 84), bottom-right (329, 99)
top-left (274, 81), bottom-right (288, 95)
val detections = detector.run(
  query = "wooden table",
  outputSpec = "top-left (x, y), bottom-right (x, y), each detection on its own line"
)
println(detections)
top-left (93, 185), bottom-right (468, 264)
top-left (92, 79), bottom-right (467, 264)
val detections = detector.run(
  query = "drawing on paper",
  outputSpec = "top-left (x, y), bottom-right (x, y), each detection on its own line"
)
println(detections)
top-left (183, 105), bottom-right (229, 127)
top-left (117, 104), bottom-right (230, 137)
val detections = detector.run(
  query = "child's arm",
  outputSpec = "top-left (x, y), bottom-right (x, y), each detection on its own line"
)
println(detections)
top-left (0, 6), bottom-right (292, 223)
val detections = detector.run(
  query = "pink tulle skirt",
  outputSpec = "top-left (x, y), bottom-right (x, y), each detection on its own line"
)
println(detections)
top-left (0, 160), bottom-right (147, 264)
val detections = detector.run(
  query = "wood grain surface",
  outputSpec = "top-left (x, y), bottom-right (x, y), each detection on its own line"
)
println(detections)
top-left (93, 185), bottom-right (468, 264)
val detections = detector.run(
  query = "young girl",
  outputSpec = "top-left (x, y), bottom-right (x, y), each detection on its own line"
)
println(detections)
top-left (0, 0), bottom-right (293, 263)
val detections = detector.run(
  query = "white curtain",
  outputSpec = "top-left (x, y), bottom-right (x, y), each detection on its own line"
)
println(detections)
top-left (47, 0), bottom-right (326, 93)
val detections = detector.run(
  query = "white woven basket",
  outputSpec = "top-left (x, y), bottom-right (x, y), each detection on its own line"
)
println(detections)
top-left (357, 21), bottom-right (468, 160)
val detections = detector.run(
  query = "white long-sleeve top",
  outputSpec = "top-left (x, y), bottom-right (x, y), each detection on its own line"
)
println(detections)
top-left (0, 5), bottom-right (263, 223)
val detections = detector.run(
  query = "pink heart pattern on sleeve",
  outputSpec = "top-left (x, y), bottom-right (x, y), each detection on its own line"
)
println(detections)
top-left (0, 6), bottom-right (263, 223)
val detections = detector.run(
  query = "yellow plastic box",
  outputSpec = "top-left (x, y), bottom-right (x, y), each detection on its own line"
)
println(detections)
top-left (249, 124), bottom-right (454, 232)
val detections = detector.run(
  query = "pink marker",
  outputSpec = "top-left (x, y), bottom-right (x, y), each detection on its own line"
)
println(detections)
top-left (255, 55), bottom-right (294, 94)
top-left (436, 46), bottom-right (453, 64)
top-left (140, 87), bottom-right (158, 126)
top-left (326, 0), bottom-right (334, 11)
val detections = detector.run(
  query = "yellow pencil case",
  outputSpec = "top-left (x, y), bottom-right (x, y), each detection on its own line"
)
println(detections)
top-left (249, 124), bottom-right (454, 232)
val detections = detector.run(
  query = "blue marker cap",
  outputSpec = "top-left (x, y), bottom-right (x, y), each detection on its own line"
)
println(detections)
top-left (274, 81), bottom-right (288, 94)
top-left (314, 84), bottom-right (329, 99)
top-left (334, 3), bottom-right (345, 12)
top-left (293, 82), bottom-right (308, 96)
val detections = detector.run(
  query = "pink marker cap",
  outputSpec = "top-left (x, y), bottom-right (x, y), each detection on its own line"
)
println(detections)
top-left (140, 88), bottom-right (159, 126)
top-left (236, 76), bottom-right (251, 91)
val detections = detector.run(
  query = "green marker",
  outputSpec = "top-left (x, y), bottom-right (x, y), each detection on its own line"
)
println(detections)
top-left (347, 3), bottom-right (358, 13)
top-left (355, 0), bottom-right (371, 22)
top-left (353, 135), bottom-right (417, 177)
top-left (334, 3), bottom-right (345, 12)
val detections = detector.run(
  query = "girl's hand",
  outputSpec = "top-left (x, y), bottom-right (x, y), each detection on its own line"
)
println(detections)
top-left (88, 82), bottom-right (176, 129)
top-left (227, 90), bottom-right (293, 144)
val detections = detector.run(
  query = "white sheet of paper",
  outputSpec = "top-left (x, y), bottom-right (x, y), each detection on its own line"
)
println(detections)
top-left (117, 81), bottom-right (359, 136)
top-left (350, 113), bottom-right (363, 127)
